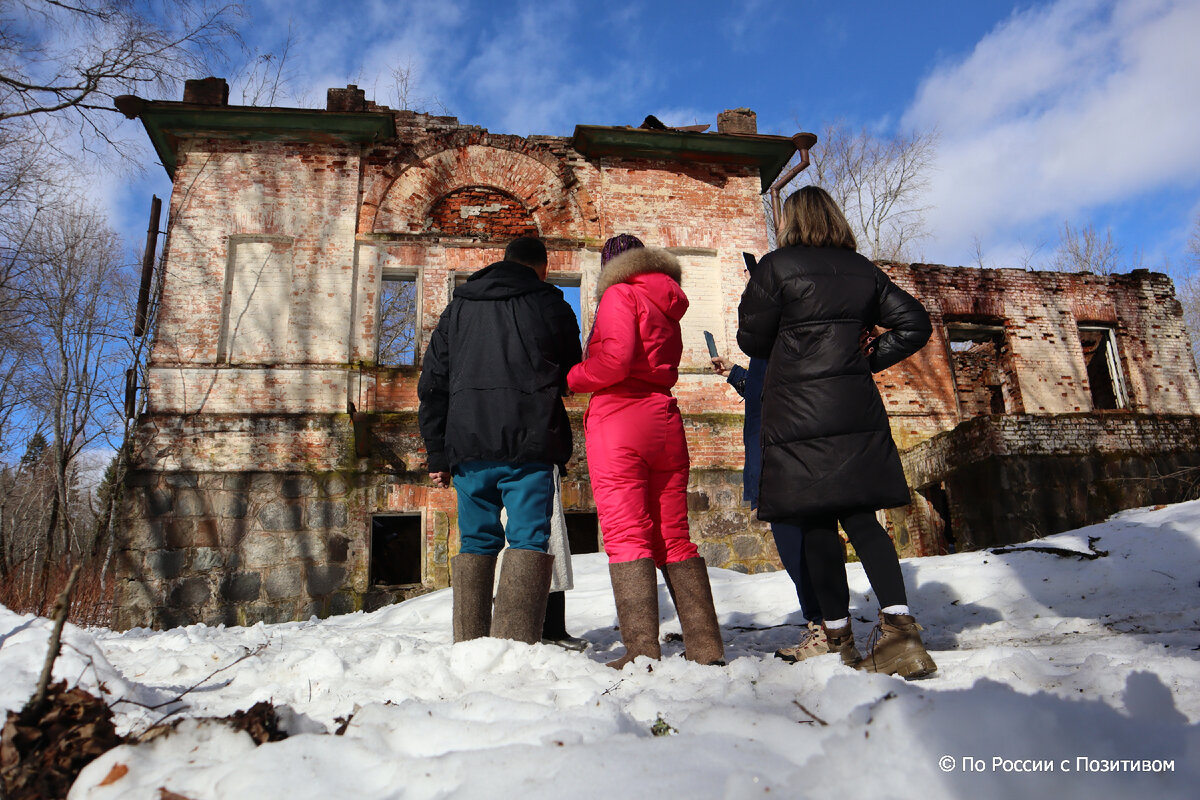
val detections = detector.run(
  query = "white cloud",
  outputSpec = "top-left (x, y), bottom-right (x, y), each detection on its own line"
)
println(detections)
top-left (460, 2), bottom-right (657, 134)
top-left (903, 0), bottom-right (1200, 266)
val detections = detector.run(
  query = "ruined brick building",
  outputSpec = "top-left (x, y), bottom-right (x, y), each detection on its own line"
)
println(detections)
top-left (111, 78), bottom-right (1200, 629)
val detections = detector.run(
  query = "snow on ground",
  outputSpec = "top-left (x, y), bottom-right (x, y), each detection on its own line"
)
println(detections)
top-left (2, 502), bottom-right (1198, 799)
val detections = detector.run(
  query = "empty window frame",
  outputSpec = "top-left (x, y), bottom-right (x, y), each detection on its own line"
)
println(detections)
top-left (377, 268), bottom-right (419, 366)
top-left (946, 323), bottom-right (1008, 417)
top-left (370, 514), bottom-right (423, 586)
top-left (1077, 325), bottom-right (1128, 410)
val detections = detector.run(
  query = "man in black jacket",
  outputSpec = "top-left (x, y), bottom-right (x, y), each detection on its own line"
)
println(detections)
top-left (418, 236), bottom-right (581, 645)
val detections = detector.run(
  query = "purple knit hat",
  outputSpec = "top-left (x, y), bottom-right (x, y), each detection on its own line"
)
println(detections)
top-left (600, 234), bottom-right (645, 267)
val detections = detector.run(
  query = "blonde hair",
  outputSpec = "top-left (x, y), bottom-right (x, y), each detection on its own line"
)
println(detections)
top-left (777, 185), bottom-right (858, 251)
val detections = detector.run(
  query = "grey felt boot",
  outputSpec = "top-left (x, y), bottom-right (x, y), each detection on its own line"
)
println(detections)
top-left (662, 557), bottom-right (725, 666)
top-left (607, 558), bottom-right (662, 669)
top-left (452, 553), bottom-right (497, 643)
top-left (490, 549), bottom-right (554, 644)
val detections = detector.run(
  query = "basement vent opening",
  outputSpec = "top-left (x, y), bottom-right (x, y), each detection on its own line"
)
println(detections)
top-left (565, 511), bottom-right (600, 555)
top-left (371, 514), bottom-right (422, 586)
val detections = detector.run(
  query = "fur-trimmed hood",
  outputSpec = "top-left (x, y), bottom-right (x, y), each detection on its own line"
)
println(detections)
top-left (597, 246), bottom-right (682, 297)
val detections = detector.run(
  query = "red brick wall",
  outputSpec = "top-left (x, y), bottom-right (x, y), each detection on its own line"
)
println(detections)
top-left (877, 263), bottom-right (1200, 451)
top-left (427, 186), bottom-right (537, 238)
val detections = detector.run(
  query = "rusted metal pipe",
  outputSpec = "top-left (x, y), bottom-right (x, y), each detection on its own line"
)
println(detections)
top-left (768, 132), bottom-right (818, 235)
top-left (134, 195), bottom-right (161, 337)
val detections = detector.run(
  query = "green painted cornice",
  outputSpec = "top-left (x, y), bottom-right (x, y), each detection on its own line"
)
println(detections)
top-left (115, 96), bottom-right (396, 178)
top-left (571, 125), bottom-right (797, 191)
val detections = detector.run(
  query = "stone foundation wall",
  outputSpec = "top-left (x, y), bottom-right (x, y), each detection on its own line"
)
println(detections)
top-left (893, 414), bottom-right (1200, 556)
top-left (115, 469), bottom-right (367, 629)
top-left (114, 414), bottom-right (779, 629)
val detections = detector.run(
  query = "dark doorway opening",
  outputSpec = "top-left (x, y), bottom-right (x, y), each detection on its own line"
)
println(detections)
top-left (919, 483), bottom-right (956, 554)
top-left (565, 512), bottom-right (600, 555)
top-left (371, 515), bottom-right (422, 586)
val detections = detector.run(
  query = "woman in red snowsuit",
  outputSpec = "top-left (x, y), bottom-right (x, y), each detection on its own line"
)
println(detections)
top-left (568, 235), bottom-right (724, 668)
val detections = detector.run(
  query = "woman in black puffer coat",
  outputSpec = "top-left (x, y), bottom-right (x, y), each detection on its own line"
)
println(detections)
top-left (737, 185), bottom-right (937, 680)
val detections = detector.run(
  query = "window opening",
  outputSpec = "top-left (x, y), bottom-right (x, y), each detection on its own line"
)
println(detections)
top-left (453, 271), bottom-right (584, 343)
top-left (548, 274), bottom-right (584, 344)
top-left (378, 270), bottom-right (418, 365)
top-left (1078, 326), bottom-right (1128, 410)
top-left (946, 323), bottom-right (1008, 418)
top-left (370, 514), bottom-right (422, 586)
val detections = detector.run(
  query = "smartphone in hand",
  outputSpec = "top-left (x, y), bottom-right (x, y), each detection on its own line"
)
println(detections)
top-left (703, 330), bottom-right (719, 358)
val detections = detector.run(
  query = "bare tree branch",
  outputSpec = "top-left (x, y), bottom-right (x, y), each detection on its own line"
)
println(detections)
top-left (777, 121), bottom-right (939, 261)
top-left (1050, 220), bottom-right (1122, 274)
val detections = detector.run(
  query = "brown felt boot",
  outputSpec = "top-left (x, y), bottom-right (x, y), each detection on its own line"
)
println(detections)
top-left (490, 549), bottom-right (554, 644)
top-left (662, 557), bottom-right (725, 666)
top-left (607, 558), bottom-right (662, 669)
top-left (860, 612), bottom-right (938, 679)
top-left (452, 553), bottom-right (497, 643)
top-left (823, 622), bottom-right (863, 667)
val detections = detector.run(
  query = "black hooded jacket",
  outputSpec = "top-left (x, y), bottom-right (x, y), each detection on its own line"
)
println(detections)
top-left (418, 260), bottom-right (582, 473)
top-left (737, 246), bottom-right (931, 520)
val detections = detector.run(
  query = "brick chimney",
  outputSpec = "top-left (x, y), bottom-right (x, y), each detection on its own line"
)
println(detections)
top-left (327, 85), bottom-right (367, 112)
top-left (717, 108), bottom-right (757, 135)
top-left (183, 77), bottom-right (229, 106)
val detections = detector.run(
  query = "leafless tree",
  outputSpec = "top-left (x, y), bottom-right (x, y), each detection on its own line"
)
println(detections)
top-left (0, 0), bottom-right (241, 157)
top-left (969, 234), bottom-right (987, 269)
top-left (0, 198), bottom-right (128, 587)
top-left (230, 25), bottom-right (300, 107)
top-left (1176, 214), bottom-right (1200, 367)
top-left (1189, 213), bottom-right (1200, 269)
top-left (1050, 220), bottom-right (1123, 274)
top-left (387, 59), bottom-right (447, 114)
top-left (775, 121), bottom-right (939, 261)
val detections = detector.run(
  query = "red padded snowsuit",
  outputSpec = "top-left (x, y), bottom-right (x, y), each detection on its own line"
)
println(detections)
top-left (567, 247), bottom-right (698, 566)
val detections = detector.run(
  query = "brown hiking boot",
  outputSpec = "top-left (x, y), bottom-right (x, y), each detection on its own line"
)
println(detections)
top-left (860, 612), bottom-right (938, 679)
top-left (451, 553), bottom-right (497, 643)
top-left (662, 557), bottom-right (725, 666)
top-left (823, 622), bottom-right (863, 667)
top-left (774, 622), bottom-right (829, 663)
top-left (490, 549), bottom-right (554, 644)
top-left (607, 558), bottom-right (662, 669)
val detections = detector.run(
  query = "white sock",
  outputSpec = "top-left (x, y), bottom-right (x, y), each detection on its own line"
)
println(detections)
top-left (881, 604), bottom-right (910, 616)
top-left (824, 617), bottom-right (849, 631)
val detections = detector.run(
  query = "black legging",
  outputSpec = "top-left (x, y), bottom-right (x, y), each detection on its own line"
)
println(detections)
top-left (799, 509), bottom-right (907, 621)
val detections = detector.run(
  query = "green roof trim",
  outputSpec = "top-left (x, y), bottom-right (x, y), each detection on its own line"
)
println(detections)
top-left (571, 125), bottom-right (797, 192)
top-left (119, 99), bottom-right (396, 178)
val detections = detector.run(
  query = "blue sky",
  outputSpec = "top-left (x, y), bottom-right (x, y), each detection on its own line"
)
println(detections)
top-left (106, 0), bottom-right (1200, 276)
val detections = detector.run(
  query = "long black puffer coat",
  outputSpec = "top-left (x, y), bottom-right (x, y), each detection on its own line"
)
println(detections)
top-left (418, 260), bottom-right (581, 473)
top-left (736, 246), bottom-right (931, 521)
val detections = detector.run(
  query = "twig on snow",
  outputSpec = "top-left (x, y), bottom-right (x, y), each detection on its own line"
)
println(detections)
top-left (792, 700), bottom-right (827, 726)
top-left (27, 564), bottom-right (82, 716)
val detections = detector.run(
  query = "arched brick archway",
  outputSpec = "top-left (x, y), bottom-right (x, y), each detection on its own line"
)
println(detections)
top-left (364, 144), bottom-right (597, 239)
